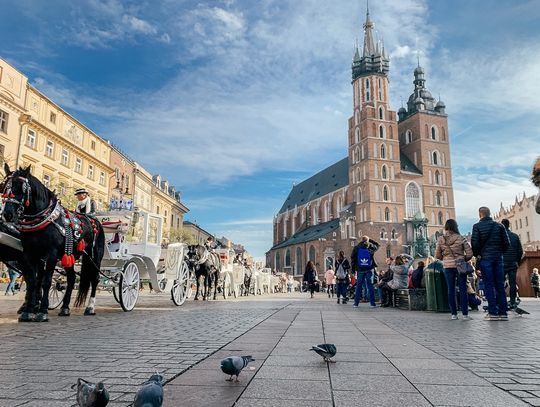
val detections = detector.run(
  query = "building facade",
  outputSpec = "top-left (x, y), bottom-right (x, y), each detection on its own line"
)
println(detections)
top-left (494, 193), bottom-right (540, 250)
top-left (267, 10), bottom-right (455, 277)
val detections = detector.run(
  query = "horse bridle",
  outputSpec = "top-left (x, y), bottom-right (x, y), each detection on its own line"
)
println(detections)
top-left (1, 175), bottom-right (32, 217)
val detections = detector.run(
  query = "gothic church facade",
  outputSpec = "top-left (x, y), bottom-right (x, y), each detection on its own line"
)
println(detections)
top-left (267, 10), bottom-right (456, 276)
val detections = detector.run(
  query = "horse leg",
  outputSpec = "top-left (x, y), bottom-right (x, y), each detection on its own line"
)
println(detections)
top-left (18, 259), bottom-right (37, 322)
top-left (213, 271), bottom-right (218, 300)
top-left (194, 272), bottom-right (200, 300)
top-left (34, 259), bottom-right (56, 322)
top-left (203, 273), bottom-right (209, 301)
top-left (59, 267), bottom-right (75, 316)
top-left (84, 279), bottom-right (99, 316)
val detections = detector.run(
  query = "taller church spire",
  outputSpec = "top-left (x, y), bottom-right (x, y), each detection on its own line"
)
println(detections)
top-left (352, 2), bottom-right (390, 81)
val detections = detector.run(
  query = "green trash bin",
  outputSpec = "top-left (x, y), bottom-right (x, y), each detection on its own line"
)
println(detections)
top-left (434, 269), bottom-right (449, 312)
top-left (425, 268), bottom-right (437, 311)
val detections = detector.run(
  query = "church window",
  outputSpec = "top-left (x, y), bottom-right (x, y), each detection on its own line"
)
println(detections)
top-left (355, 128), bottom-right (360, 143)
top-left (381, 144), bottom-right (386, 159)
top-left (436, 191), bottom-right (442, 206)
top-left (442, 127), bottom-right (446, 141)
top-left (379, 107), bottom-right (384, 120)
top-left (383, 185), bottom-right (389, 201)
top-left (384, 207), bottom-right (390, 221)
top-left (438, 211), bottom-right (443, 225)
top-left (379, 125), bottom-right (385, 139)
top-left (366, 79), bottom-right (370, 101)
top-left (391, 229), bottom-right (397, 239)
top-left (381, 165), bottom-right (388, 180)
top-left (275, 252), bottom-right (281, 270)
top-left (285, 249), bottom-right (291, 266)
top-left (431, 126), bottom-right (437, 140)
top-left (435, 170), bottom-right (441, 185)
top-left (380, 228), bottom-right (386, 239)
top-left (405, 182), bottom-right (421, 218)
top-left (433, 151), bottom-right (439, 165)
top-left (378, 78), bottom-right (383, 100)
top-left (357, 187), bottom-right (362, 203)
top-left (406, 130), bottom-right (413, 144)
top-left (312, 206), bottom-right (318, 225)
top-left (386, 246), bottom-right (391, 258)
top-left (309, 246), bottom-right (316, 262)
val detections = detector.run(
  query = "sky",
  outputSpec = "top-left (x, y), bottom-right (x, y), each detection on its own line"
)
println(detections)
top-left (1, 0), bottom-right (539, 259)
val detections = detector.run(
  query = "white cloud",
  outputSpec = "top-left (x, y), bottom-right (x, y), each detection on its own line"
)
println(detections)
top-left (122, 14), bottom-right (157, 35)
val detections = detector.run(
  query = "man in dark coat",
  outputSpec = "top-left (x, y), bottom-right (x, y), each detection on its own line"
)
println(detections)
top-left (501, 219), bottom-right (523, 309)
top-left (471, 207), bottom-right (510, 320)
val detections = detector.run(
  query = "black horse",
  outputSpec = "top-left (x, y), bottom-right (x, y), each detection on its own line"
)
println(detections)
top-left (2, 165), bottom-right (105, 322)
top-left (242, 267), bottom-right (252, 296)
top-left (185, 245), bottom-right (221, 300)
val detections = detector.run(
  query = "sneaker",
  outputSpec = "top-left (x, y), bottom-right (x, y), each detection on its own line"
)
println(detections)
top-left (498, 314), bottom-right (508, 321)
top-left (484, 314), bottom-right (499, 321)
top-left (370, 304), bottom-right (377, 308)
top-left (353, 304), bottom-right (359, 308)
top-left (462, 315), bottom-right (473, 321)
top-left (451, 315), bottom-right (458, 320)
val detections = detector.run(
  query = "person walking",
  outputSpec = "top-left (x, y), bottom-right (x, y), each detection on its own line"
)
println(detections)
top-left (335, 251), bottom-right (351, 304)
top-left (471, 206), bottom-right (510, 321)
top-left (501, 219), bottom-right (524, 309)
top-left (435, 219), bottom-right (474, 320)
top-left (4, 266), bottom-right (20, 296)
top-left (325, 266), bottom-right (335, 298)
top-left (351, 235), bottom-right (379, 308)
top-left (531, 268), bottom-right (540, 298)
top-left (303, 261), bottom-right (318, 298)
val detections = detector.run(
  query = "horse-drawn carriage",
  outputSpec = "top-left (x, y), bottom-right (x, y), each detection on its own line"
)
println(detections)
top-left (215, 248), bottom-right (245, 298)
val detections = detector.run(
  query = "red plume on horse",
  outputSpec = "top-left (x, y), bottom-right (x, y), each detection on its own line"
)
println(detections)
top-left (533, 157), bottom-right (540, 215)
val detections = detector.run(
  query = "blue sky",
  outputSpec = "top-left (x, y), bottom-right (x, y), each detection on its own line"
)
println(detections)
top-left (2, 0), bottom-right (539, 259)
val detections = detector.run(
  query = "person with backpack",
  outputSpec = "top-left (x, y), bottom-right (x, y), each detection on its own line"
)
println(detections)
top-left (335, 251), bottom-right (351, 304)
top-left (351, 235), bottom-right (379, 308)
top-left (501, 219), bottom-right (524, 309)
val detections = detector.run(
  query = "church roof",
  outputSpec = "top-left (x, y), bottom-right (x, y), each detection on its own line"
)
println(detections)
top-left (271, 219), bottom-right (340, 250)
top-left (400, 152), bottom-right (422, 175)
top-left (278, 158), bottom-right (349, 214)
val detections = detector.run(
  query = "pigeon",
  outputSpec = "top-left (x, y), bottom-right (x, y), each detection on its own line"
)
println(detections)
top-left (310, 344), bottom-right (337, 363)
top-left (133, 373), bottom-right (164, 407)
top-left (73, 378), bottom-right (109, 407)
top-left (514, 307), bottom-right (530, 317)
top-left (220, 355), bottom-right (255, 382)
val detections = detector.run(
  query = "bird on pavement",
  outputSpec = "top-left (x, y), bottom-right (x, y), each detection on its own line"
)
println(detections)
top-left (220, 356), bottom-right (255, 382)
top-left (310, 344), bottom-right (337, 363)
top-left (514, 307), bottom-right (530, 317)
top-left (74, 378), bottom-right (109, 407)
top-left (133, 373), bottom-right (164, 407)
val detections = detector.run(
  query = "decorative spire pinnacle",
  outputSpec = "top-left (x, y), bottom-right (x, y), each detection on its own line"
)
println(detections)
top-left (363, 0), bottom-right (375, 57)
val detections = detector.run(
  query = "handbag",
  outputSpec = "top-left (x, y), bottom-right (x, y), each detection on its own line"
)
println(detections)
top-left (444, 236), bottom-right (474, 275)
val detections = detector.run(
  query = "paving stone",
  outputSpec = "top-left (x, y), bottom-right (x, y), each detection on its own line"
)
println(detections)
top-left (328, 361), bottom-right (401, 376)
top-left (333, 390), bottom-right (431, 407)
top-left (241, 378), bottom-right (332, 401)
top-left (234, 398), bottom-right (332, 407)
top-left (399, 368), bottom-right (490, 385)
top-left (417, 384), bottom-right (528, 406)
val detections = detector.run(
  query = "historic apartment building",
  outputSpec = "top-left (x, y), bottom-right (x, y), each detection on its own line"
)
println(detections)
top-left (0, 57), bottom-right (188, 238)
top-left (495, 193), bottom-right (540, 250)
top-left (267, 10), bottom-right (456, 277)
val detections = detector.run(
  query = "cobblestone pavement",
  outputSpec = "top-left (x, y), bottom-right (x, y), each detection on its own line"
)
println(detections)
top-left (1, 290), bottom-right (539, 406)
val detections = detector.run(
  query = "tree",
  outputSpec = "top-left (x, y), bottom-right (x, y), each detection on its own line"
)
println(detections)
top-left (169, 227), bottom-right (197, 245)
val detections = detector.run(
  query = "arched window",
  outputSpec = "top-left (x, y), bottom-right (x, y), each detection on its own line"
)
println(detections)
top-left (309, 245), bottom-right (316, 262)
top-left (379, 107), bottom-right (384, 120)
top-left (406, 130), bottom-right (412, 144)
top-left (383, 185), bottom-right (389, 201)
top-left (296, 247), bottom-right (303, 275)
top-left (378, 78), bottom-right (383, 100)
top-left (379, 125), bottom-right (385, 139)
top-left (405, 182), bottom-right (421, 218)
top-left (380, 228), bottom-right (386, 239)
top-left (365, 79), bottom-right (370, 101)
top-left (435, 170), bottom-right (441, 185)
top-left (355, 128), bottom-right (360, 143)
top-left (436, 191), bottom-right (442, 206)
top-left (384, 207), bottom-right (390, 221)
top-left (438, 211), bottom-right (443, 225)
top-left (433, 151), bottom-right (439, 165)
top-left (391, 229), bottom-right (397, 239)
top-left (312, 206), bottom-right (318, 225)
top-left (380, 144), bottom-right (386, 159)
top-left (431, 126), bottom-right (437, 140)
top-left (357, 187), bottom-right (362, 203)
top-left (386, 246), bottom-right (391, 258)
top-left (381, 165), bottom-right (388, 180)
top-left (285, 249), bottom-right (291, 267)
top-left (275, 252), bottom-right (281, 270)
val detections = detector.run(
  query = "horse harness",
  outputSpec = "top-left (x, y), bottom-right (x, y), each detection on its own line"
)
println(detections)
top-left (2, 174), bottom-right (99, 267)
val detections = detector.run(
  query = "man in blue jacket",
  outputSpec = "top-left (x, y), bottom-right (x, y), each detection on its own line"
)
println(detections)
top-left (471, 207), bottom-right (510, 321)
top-left (351, 235), bottom-right (379, 308)
top-left (501, 219), bottom-right (523, 309)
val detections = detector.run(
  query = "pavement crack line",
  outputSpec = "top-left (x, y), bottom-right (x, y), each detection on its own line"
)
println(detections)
top-left (232, 304), bottom-right (301, 406)
top-left (320, 309), bottom-right (337, 407)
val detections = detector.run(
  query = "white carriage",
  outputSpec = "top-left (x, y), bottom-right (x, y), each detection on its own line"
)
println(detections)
top-left (48, 209), bottom-right (191, 312)
top-left (215, 248), bottom-right (245, 299)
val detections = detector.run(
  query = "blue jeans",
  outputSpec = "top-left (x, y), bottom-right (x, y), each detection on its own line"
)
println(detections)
top-left (336, 281), bottom-right (348, 300)
top-left (443, 268), bottom-right (468, 316)
top-left (355, 271), bottom-right (375, 306)
top-left (6, 268), bottom-right (19, 294)
top-left (480, 258), bottom-right (508, 316)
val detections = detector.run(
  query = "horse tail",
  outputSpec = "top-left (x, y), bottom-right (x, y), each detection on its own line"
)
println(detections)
top-left (75, 221), bottom-right (104, 307)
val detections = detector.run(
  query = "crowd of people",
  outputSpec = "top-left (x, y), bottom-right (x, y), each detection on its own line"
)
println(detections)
top-left (302, 206), bottom-right (537, 321)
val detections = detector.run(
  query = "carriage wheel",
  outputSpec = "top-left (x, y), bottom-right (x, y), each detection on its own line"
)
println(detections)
top-left (48, 274), bottom-right (67, 310)
top-left (171, 260), bottom-right (190, 306)
top-left (112, 287), bottom-right (120, 304)
top-left (119, 261), bottom-right (140, 312)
